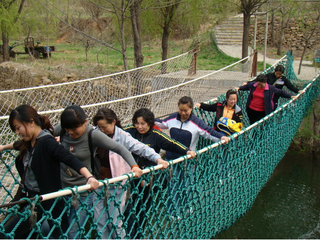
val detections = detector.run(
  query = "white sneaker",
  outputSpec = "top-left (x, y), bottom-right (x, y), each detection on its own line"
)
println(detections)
top-left (186, 207), bottom-right (193, 215)
top-left (169, 215), bottom-right (181, 221)
top-left (189, 207), bottom-right (193, 214)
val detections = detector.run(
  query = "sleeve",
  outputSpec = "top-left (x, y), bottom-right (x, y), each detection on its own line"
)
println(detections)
top-left (91, 129), bottom-right (137, 167)
top-left (200, 102), bottom-right (218, 112)
top-left (153, 130), bottom-right (188, 155)
top-left (45, 137), bottom-right (85, 173)
top-left (274, 87), bottom-right (292, 99)
top-left (239, 83), bottom-right (250, 91)
top-left (154, 116), bottom-right (170, 129)
top-left (120, 130), bottom-right (161, 163)
top-left (283, 76), bottom-right (299, 93)
top-left (194, 117), bottom-right (224, 140)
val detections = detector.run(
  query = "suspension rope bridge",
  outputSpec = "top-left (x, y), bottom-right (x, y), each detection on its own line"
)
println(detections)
top-left (0, 49), bottom-right (319, 239)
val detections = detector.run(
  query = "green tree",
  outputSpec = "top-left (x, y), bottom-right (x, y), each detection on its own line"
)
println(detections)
top-left (0, 0), bottom-right (26, 61)
top-left (129, 0), bottom-right (144, 68)
top-left (295, 0), bottom-right (320, 74)
top-left (36, 0), bottom-right (133, 70)
top-left (271, 0), bottom-right (298, 55)
top-left (146, 0), bottom-right (230, 61)
top-left (239, 0), bottom-right (268, 59)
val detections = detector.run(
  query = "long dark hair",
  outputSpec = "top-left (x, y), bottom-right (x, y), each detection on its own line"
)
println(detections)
top-left (9, 104), bottom-right (54, 159)
top-left (93, 108), bottom-right (122, 129)
top-left (132, 108), bottom-right (155, 129)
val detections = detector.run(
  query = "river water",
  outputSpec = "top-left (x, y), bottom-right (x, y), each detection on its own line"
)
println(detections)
top-left (214, 149), bottom-right (320, 239)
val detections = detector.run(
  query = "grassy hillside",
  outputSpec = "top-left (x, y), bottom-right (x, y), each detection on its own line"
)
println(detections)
top-left (4, 35), bottom-right (269, 79)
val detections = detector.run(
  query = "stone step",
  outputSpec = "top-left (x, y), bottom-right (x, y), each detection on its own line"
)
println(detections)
top-left (216, 39), bottom-right (243, 44)
top-left (215, 23), bottom-right (243, 28)
top-left (219, 18), bottom-right (243, 25)
top-left (214, 32), bottom-right (243, 38)
top-left (213, 15), bottom-right (243, 46)
top-left (216, 41), bottom-right (242, 45)
top-left (213, 28), bottom-right (243, 34)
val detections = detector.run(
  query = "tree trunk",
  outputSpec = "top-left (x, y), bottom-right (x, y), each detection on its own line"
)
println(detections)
top-left (2, 34), bottom-right (10, 61)
top-left (119, 0), bottom-right (128, 71)
top-left (161, 23), bottom-right (170, 74)
top-left (277, 17), bottom-right (285, 55)
top-left (161, 1), bottom-right (179, 62)
top-left (162, 23), bottom-right (170, 62)
top-left (298, 41), bottom-right (308, 75)
top-left (270, 11), bottom-right (275, 47)
top-left (242, 12), bottom-right (251, 59)
top-left (1, 0), bottom-right (26, 62)
top-left (130, 0), bottom-right (144, 68)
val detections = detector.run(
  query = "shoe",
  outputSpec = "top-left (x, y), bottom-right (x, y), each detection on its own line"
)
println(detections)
top-left (169, 215), bottom-right (181, 221)
top-left (186, 207), bottom-right (193, 216)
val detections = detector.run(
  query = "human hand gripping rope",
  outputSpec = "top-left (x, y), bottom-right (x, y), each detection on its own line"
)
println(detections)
top-left (131, 165), bottom-right (143, 177)
top-left (221, 136), bottom-right (230, 144)
top-left (187, 151), bottom-right (196, 158)
top-left (86, 176), bottom-right (99, 190)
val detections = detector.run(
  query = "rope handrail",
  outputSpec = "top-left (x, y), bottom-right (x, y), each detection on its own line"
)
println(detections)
top-left (0, 50), bottom-right (319, 239)
top-left (0, 54), bottom-right (250, 120)
top-left (3, 69), bottom-right (319, 208)
top-left (0, 52), bottom-right (190, 94)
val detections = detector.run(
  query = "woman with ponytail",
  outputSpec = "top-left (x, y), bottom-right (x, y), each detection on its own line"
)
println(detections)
top-left (0, 105), bottom-right (99, 239)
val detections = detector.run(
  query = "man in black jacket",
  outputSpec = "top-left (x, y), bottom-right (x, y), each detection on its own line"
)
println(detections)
top-left (266, 65), bottom-right (301, 108)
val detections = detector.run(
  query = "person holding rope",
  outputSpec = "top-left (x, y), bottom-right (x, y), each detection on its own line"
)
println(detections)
top-left (0, 105), bottom-right (99, 239)
top-left (195, 89), bottom-right (243, 136)
top-left (91, 107), bottom-right (170, 239)
top-left (237, 74), bottom-right (297, 124)
top-left (54, 105), bottom-right (143, 239)
top-left (266, 65), bottom-right (302, 109)
top-left (123, 108), bottom-right (196, 237)
top-left (155, 96), bottom-right (229, 219)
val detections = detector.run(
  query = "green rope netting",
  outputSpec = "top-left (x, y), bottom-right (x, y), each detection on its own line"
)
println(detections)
top-left (0, 51), bottom-right (319, 239)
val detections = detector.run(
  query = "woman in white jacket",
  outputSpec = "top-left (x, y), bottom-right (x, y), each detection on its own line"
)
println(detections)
top-left (92, 108), bottom-right (169, 239)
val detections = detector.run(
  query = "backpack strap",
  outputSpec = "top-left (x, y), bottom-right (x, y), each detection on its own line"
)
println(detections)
top-left (87, 128), bottom-right (95, 177)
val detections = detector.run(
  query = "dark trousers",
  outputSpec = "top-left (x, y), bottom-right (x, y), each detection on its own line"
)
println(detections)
top-left (1, 199), bottom-right (69, 239)
top-left (124, 178), bottom-right (152, 239)
top-left (247, 107), bottom-right (266, 125)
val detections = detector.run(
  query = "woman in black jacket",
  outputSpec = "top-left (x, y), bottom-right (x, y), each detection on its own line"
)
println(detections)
top-left (238, 75), bottom-right (296, 124)
top-left (195, 89), bottom-right (243, 130)
top-left (123, 108), bottom-right (195, 238)
top-left (1, 105), bottom-right (99, 239)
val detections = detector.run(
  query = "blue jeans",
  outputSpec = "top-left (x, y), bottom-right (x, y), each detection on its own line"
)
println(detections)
top-left (92, 185), bottom-right (126, 239)
top-left (41, 194), bottom-right (93, 239)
